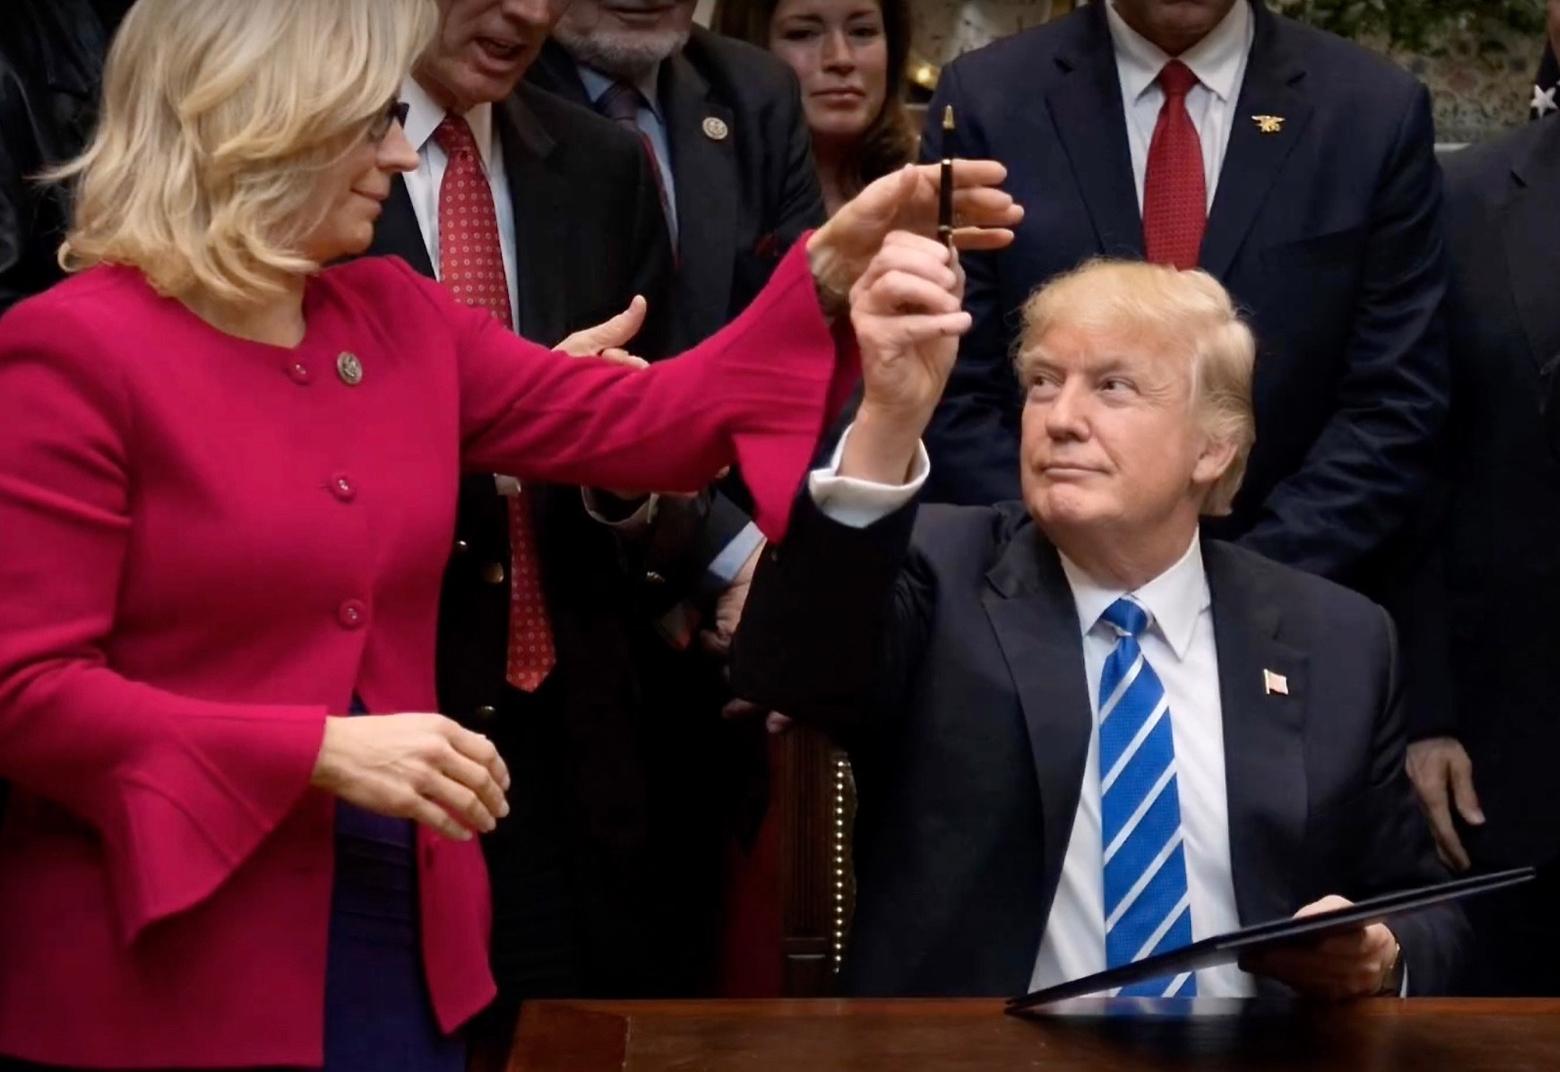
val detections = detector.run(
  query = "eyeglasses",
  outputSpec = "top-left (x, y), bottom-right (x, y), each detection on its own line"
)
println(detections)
top-left (367, 99), bottom-right (411, 144)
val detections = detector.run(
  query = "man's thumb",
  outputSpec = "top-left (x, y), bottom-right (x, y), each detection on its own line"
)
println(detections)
top-left (589, 294), bottom-right (647, 351)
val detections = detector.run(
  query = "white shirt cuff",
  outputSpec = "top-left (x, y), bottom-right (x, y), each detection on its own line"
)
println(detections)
top-left (581, 488), bottom-right (659, 533)
top-left (807, 423), bottom-right (930, 529)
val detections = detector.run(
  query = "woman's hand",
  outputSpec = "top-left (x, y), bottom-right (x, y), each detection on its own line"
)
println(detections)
top-left (310, 714), bottom-right (512, 841)
top-left (840, 231), bottom-right (971, 484)
top-left (806, 161), bottom-right (1021, 313)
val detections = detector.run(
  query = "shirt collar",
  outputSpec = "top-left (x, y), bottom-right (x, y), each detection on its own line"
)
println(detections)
top-left (1058, 531), bottom-right (1210, 660)
top-left (402, 75), bottom-right (497, 170)
top-left (1104, 0), bottom-right (1252, 106)
top-left (576, 62), bottom-right (665, 121)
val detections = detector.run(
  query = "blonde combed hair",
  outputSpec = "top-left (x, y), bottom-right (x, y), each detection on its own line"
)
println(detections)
top-left (53, 0), bottom-right (437, 305)
top-left (1015, 260), bottom-right (1257, 517)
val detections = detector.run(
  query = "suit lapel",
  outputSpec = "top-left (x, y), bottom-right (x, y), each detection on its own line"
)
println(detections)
top-left (528, 40), bottom-right (593, 109)
top-left (1045, 4), bottom-right (1144, 258)
top-left (1204, 542), bottom-right (1308, 929)
top-left (1199, 1), bottom-right (1313, 277)
top-left (660, 52), bottom-right (738, 332)
top-left (494, 92), bottom-right (572, 345)
top-left (983, 523), bottom-right (1095, 917)
top-left (375, 177), bottom-right (436, 278)
top-left (1501, 124), bottom-right (1560, 377)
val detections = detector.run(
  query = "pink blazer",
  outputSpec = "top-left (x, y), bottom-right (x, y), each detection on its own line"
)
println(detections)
top-left (0, 243), bottom-right (853, 1067)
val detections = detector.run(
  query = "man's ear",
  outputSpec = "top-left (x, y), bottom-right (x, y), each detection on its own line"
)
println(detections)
top-left (1191, 434), bottom-right (1238, 490)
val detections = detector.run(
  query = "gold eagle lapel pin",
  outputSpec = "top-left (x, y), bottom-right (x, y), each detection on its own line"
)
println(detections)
top-left (1252, 114), bottom-right (1285, 134)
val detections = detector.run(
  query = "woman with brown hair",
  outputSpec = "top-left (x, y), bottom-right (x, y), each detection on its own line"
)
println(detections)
top-left (719, 0), bottom-right (917, 216)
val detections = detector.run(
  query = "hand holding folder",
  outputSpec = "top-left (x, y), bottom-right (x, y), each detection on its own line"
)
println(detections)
top-left (1008, 866), bottom-right (1536, 1011)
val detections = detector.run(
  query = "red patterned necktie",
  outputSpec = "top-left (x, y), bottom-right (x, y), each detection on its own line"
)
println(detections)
top-left (434, 113), bottom-right (556, 693)
top-left (1142, 60), bottom-right (1206, 271)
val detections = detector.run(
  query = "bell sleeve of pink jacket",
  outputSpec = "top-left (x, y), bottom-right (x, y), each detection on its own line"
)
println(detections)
top-left (420, 236), bottom-right (859, 541)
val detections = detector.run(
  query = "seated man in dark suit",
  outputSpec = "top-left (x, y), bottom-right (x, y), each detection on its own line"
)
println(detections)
top-left (734, 251), bottom-right (1468, 997)
top-left (918, 0), bottom-right (1448, 602)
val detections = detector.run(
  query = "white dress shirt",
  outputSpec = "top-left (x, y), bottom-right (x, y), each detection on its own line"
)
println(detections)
top-left (809, 431), bottom-right (1252, 997)
top-left (1029, 536), bottom-right (1254, 996)
top-left (400, 77), bottom-right (521, 330)
top-left (1104, 0), bottom-right (1255, 212)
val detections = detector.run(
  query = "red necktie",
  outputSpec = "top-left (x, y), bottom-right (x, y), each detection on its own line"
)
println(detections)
top-left (1142, 60), bottom-right (1206, 271)
top-left (434, 114), bottom-right (556, 693)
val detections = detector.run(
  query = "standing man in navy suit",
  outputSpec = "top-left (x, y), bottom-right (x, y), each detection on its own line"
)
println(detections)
top-left (919, 0), bottom-right (1447, 595)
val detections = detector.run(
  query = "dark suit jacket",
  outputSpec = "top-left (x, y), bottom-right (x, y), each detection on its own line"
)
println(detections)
top-left (1413, 118), bottom-right (1560, 871)
top-left (0, 0), bottom-right (112, 313)
top-left (733, 498), bottom-right (1468, 996)
top-left (366, 84), bottom-right (704, 998)
top-left (918, 0), bottom-right (1448, 593)
top-left (529, 28), bottom-right (825, 351)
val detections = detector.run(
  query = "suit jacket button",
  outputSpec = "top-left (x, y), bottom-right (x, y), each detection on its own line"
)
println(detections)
top-left (454, 539), bottom-right (471, 554)
top-left (645, 571), bottom-right (666, 585)
top-left (474, 705), bottom-right (497, 721)
top-left (330, 472), bottom-right (357, 502)
top-left (482, 562), bottom-right (506, 585)
top-left (337, 599), bottom-right (367, 629)
top-left (285, 361), bottom-right (312, 385)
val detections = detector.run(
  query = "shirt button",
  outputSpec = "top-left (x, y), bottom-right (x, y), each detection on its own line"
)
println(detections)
top-left (481, 562), bottom-right (506, 585)
top-left (330, 473), bottom-right (356, 502)
top-left (338, 599), bottom-right (367, 629)
top-left (285, 361), bottom-right (312, 385)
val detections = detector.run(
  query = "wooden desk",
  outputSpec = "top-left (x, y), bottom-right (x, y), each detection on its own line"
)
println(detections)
top-left (506, 997), bottom-right (1560, 1071)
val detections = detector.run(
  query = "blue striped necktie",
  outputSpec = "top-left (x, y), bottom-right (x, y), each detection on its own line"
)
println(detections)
top-left (1097, 596), bottom-right (1197, 997)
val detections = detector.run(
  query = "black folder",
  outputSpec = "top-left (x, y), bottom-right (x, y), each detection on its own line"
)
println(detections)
top-left (1007, 866), bottom-right (1536, 1011)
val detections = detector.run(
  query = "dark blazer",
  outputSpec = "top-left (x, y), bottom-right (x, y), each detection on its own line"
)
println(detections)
top-left (529, 27), bottom-right (825, 351)
top-left (918, 0), bottom-right (1448, 593)
top-left (1415, 118), bottom-right (1560, 871)
top-left (0, 0), bottom-right (113, 312)
top-left (733, 497), bottom-right (1468, 997)
top-left (366, 83), bottom-right (690, 998)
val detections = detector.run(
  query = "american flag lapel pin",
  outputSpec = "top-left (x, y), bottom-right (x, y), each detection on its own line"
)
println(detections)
top-left (1263, 669), bottom-right (1289, 696)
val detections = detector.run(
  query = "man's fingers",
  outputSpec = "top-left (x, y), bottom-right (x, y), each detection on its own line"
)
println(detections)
top-left (861, 268), bottom-right (965, 318)
top-left (554, 295), bottom-right (648, 355)
top-left (1421, 788), bottom-right (1470, 871)
top-left (861, 312), bottom-right (973, 350)
top-left (599, 347), bottom-right (649, 369)
top-left (1449, 754), bottom-right (1486, 826)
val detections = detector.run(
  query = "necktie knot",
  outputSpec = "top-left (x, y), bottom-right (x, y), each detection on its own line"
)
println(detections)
top-left (597, 81), bottom-right (646, 124)
top-left (1100, 596), bottom-right (1151, 640)
top-left (433, 113), bottom-right (480, 159)
top-left (1157, 60), bottom-right (1199, 100)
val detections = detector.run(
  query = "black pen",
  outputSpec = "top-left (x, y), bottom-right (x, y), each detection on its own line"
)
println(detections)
top-left (938, 105), bottom-right (955, 249)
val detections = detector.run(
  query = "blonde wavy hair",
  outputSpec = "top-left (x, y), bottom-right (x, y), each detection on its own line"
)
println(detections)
top-left (52, 0), bottom-right (437, 305)
top-left (1015, 259), bottom-right (1257, 517)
